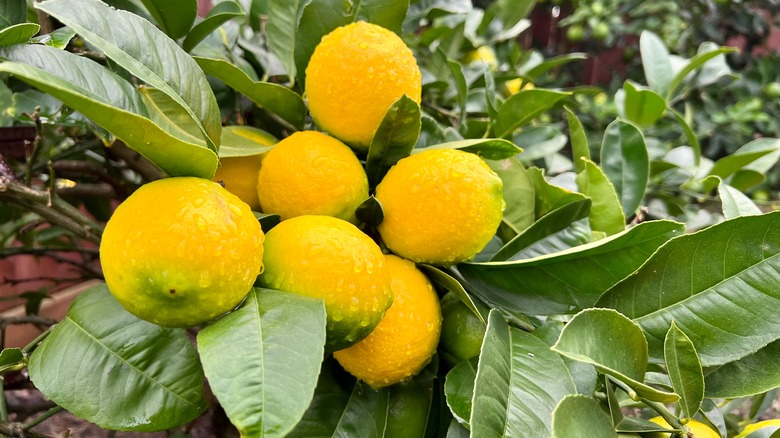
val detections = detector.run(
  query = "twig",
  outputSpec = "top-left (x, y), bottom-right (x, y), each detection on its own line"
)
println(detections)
top-left (0, 378), bottom-right (7, 423)
top-left (0, 155), bottom-right (103, 245)
top-left (1, 276), bottom-right (84, 287)
top-left (0, 316), bottom-right (58, 327)
top-left (51, 160), bottom-right (130, 198)
top-left (105, 141), bottom-right (165, 182)
top-left (22, 327), bottom-right (54, 355)
top-left (0, 421), bottom-right (54, 438)
top-left (23, 107), bottom-right (43, 187)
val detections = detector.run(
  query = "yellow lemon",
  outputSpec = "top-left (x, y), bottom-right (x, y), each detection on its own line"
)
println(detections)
top-left (649, 417), bottom-right (719, 438)
top-left (256, 130), bottom-right (368, 222)
top-left (100, 177), bottom-right (264, 327)
top-left (306, 21), bottom-right (422, 151)
top-left (334, 255), bottom-right (441, 388)
top-left (735, 419), bottom-right (780, 438)
top-left (258, 215), bottom-right (393, 350)
top-left (464, 46), bottom-right (498, 68)
top-left (212, 127), bottom-right (276, 211)
top-left (375, 148), bottom-right (504, 265)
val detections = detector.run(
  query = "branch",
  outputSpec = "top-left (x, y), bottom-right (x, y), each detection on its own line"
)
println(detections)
top-left (0, 155), bottom-right (103, 245)
top-left (0, 316), bottom-right (58, 327)
top-left (105, 141), bottom-right (165, 182)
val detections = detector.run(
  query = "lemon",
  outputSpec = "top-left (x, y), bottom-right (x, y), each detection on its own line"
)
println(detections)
top-left (464, 46), bottom-right (498, 68)
top-left (256, 130), bottom-right (368, 222)
top-left (100, 177), bottom-right (264, 328)
top-left (305, 21), bottom-right (422, 151)
top-left (504, 78), bottom-right (535, 96)
top-left (735, 419), bottom-right (780, 438)
top-left (648, 417), bottom-right (719, 438)
top-left (439, 292), bottom-right (486, 363)
top-left (334, 255), bottom-right (441, 388)
top-left (213, 154), bottom-right (265, 211)
top-left (258, 215), bottom-right (393, 350)
top-left (212, 127), bottom-right (276, 211)
top-left (375, 148), bottom-right (504, 265)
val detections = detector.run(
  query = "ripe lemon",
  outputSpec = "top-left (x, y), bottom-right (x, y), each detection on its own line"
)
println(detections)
top-left (100, 177), bottom-right (264, 328)
top-left (212, 127), bottom-right (277, 211)
top-left (258, 215), bottom-right (393, 350)
top-left (256, 130), bottom-right (368, 222)
top-left (305, 21), bottom-right (422, 151)
top-left (504, 78), bottom-right (534, 96)
top-left (735, 419), bottom-right (780, 438)
top-left (648, 417), bottom-right (719, 438)
top-left (375, 148), bottom-right (504, 265)
top-left (334, 255), bottom-right (441, 388)
top-left (464, 46), bottom-right (498, 68)
top-left (439, 292), bottom-right (486, 363)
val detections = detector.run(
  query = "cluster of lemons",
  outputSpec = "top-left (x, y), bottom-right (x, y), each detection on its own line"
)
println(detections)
top-left (100, 21), bottom-right (504, 388)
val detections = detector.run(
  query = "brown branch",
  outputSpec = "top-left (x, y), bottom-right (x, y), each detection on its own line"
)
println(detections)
top-left (105, 141), bottom-right (165, 182)
top-left (51, 160), bottom-right (130, 198)
top-left (0, 316), bottom-right (57, 326)
top-left (1, 275), bottom-right (84, 287)
top-left (56, 183), bottom-right (117, 199)
top-left (0, 421), bottom-right (53, 438)
top-left (0, 155), bottom-right (103, 245)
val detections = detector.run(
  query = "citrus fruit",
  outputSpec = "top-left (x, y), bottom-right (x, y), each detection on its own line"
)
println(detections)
top-left (256, 130), bottom-right (368, 222)
top-left (334, 255), bottom-right (441, 388)
top-left (258, 215), bottom-right (393, 350)
top-left (649, 417), bottom-right (719, 438)
top-left (440, 292), bottom-right (486, 363)
top-left (763, 82), bottom-right (780, 98)
top-left (305, 21), bottom-right (422, 151)
top-left (100, 177), bottom-right (264, 328)
top-left (504, 78), bottom-right (534, 96)
top-left (375, 148), bottom-right (504, 265)
top-left (735, 419), bottom-right (780, 438)
top-left (464, 46), bottom-right (498, 68)
top-left (212, 127), bottom-right (277, 211)
top-left (592, 21), bottom-right (611, 41)
top-left (566, 24), bottom-right (585, 42)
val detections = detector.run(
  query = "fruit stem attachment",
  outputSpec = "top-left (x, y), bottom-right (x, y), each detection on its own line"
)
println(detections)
top-left (644, 399), bottom-right (686, 433)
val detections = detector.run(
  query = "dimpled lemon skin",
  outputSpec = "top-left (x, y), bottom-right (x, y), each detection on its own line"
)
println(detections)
top-left (376, 149), bottom-right (504, 265)
top-left (334, 255), bottom-right (441, 389)
top-left (213, 154), bottom-right (265, 211)
top-left (256, 131), bottom-right (368, 222)
top-left (100, 177), bottom-right (264, 328)
top-left (305, 21), bottom-right (422, 151)
top-left (258, 215), bottom-right (393, 351)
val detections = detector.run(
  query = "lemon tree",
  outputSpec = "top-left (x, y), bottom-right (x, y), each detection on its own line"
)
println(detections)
top-left (3, 0), bottom-right (780, 436)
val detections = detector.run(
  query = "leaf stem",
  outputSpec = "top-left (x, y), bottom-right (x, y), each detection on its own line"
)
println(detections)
top-left (23, 327), bottom-right (54, 355)
top-left (644, 399), bottom-right (686, 432)
top-left (22, 406), bottom-right (64, 431)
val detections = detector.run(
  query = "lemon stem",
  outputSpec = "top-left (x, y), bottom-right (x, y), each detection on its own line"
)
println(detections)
top-left (644, 399), bottom-right (687, 434)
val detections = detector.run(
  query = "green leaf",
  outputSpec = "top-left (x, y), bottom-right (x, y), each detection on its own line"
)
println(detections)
top-left (195, 56), bottom-right (306, 131)
top-left (703, 138), bottom-right (780, 192)
top-left (0, 44), bottom-right (218, 178)
top-left (620, 81), bottom-right (665, 129)
top-left (566, 107), bottom-right (590, 174)
top-left (28, 284), bottom-right (205, 432)
top-left (600, 119), bottom-right (648, 217)
top-left (182, 0), bottom-right (244, 52)
top-left (366, 95), bottom-right (421, 190)
top-left (0, 0), bottom-right (26, 29)
top-left (197, 289), bottom-right (326, 438)
top-left (551, 308), bottom-right (678, 403)
top-left (470, 310), bottom-right (576, 437)
top-left (0, 348), bottom-right (24, 374)
top-left (447, 419), bottom-right (470, 438)
top-left (38, 0), bottom-right (221, 152)
top-left (666, 45), bottom-right (737, 100)
top-left (533, 321), bottom-right (599, 396)
top-left (218, 125), bottom-right (277, 158)
top-left (255, 213), bottom-right (281, 234)
top-left (716, 177), bottom-right (762, 219)
top-left (598, 211), bottom-right (780, 366)
top-left (704, 339), bottom-right (780, 398)
top-left (551, 395), bottom-right (618, 438)
top-left (32, 26), bottom-right (76, 49)
top-left (139, 86), bottom-right (204, 145)
top-left (446, 56), bottom-right (467, 123)
top-left (0, 23), bottom-right (39, 47)
top-left (487, 158), bottom-right (535, 237)
top-left (138, 0), bottom-right (196, 39)
top-left (491, 198), bottom-right (590, 261)
top-left (458, 220), bottom-right (684, 315)
top-left (494, 89), bottom-right (570, 137)
top-left (526, 167), bottom-right (588, 218)
top-left (524, 53), bottom-right (587, 80)
top-left (640, 31), bottom-right (673, 97)
top-left (445, 357), bottom-right (477, 426)
top-left (576, 159), bottom-right (626, 236)
top-left (416, 139), bottom-right (521, 160)
top-left (355, 196), bottom-right (384, 230)
top-left (420, 265), bottom-right (490, 325)
top-left (664, 321), bottom-right (703, 419)
top-left (266, 0), bottom-right (305, 84)
top-left (670, 108), bottom-right (701, 169)
top-left (288, 358), bottom-right (390, 437)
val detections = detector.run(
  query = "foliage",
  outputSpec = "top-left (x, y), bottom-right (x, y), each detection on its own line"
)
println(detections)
top-left (1, 0), bottom-right (780, 436)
